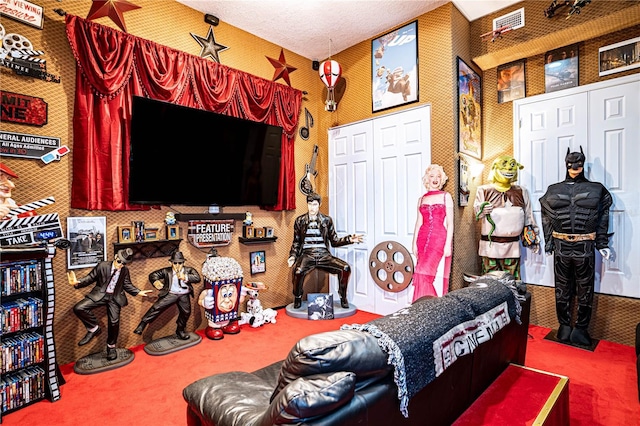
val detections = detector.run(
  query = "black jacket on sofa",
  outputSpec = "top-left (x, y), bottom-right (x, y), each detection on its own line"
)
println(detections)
top-left (183, 285), bottom-right (531, 426)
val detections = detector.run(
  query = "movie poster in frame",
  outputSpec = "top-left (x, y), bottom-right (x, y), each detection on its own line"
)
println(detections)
top-left (544, 44), bottom-right (579, 93)
top-left (457, 57), bottom-right (482, 160)
top-left (497, 60), bottom-right (526, 104)
top-left (599, 36), bottom-right (640, 77)
top-left (250, 250), bottom-right (266, 275)
top-left (67, 216), bottom-right (107, 269)
top-left (371, 20), bottom-right (419, 113)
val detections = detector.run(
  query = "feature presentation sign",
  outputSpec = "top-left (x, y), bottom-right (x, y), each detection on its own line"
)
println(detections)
top-left (187, 220), bottom-right (235, 248)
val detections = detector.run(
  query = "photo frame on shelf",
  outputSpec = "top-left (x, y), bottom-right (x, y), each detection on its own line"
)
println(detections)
top-left (166, 225), bottom-right (179, 240)
top-left (243, 225), bottom-right (254, 239)
top-left (599, 36), bottom-right (640, 77)
top-left (255, 227), bottom-right (265, 239)
top-left (372, 20), bottom-right (419, 113)
top-left (265, 227), bottom-right (274, 238)
top-left (118, 226), bottom-right (134, 243)
top-left (497, 60), bottom-right (526, 104)
top-left (132, 221), bottom-right (145, 242)
top-left (250, 250), bottom-right (266, 275)
top-left (544, 44), bottom-right (579, 93)
top-left (145, 228), bottom-right (159, 241)
top-left (67, 216), bottom-right (107, 269)
top-left (457, 57), bottom-right (482, 160)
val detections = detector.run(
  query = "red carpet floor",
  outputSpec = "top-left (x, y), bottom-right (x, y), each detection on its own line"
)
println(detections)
top-left (2, 310), bottom-right (638, 425)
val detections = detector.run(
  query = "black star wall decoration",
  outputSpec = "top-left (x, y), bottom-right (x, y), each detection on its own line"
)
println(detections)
top-left (190, 26), bottom-right (228, 63)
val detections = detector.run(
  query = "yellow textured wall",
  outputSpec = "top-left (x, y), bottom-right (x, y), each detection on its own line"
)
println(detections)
top-left (2, 0), bottom-right (638, 367)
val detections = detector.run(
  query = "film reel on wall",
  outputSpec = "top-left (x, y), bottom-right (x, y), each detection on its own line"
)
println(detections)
top-left (368, 241), bottom-right (414, 293)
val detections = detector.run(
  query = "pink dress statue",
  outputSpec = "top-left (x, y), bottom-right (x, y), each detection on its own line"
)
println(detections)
top-left (411, 165), bottom-right (453, 302)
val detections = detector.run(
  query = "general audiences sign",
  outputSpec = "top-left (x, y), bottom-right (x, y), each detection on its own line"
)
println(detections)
top-left (0, 130), bottom-right (60, 159)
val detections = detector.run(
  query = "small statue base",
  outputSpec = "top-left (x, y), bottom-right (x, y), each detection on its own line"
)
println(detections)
top-left (543, 329), bottom-right (599, 352)
top-left (74, 348), bottom-right (134, 375)
top-left (285, 300), bottom-right (356, 319)
top-left (143, 332), bottom-right (202, 356)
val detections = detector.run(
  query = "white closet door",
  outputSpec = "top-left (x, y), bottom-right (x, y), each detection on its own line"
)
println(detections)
top-left (329, 105), bottom-right (431, 315)
top-left (328, 120), bottom-right (375, 311)
top-left (588, 80), bottom-right (640, 298)
top-left (515, 92), bottom-right (588, 287)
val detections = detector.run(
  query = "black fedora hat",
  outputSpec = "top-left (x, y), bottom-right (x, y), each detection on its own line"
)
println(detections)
top-left (116, 248), bottom-right (134, 264)
top-left (170, 251), bottom-right (186, 263)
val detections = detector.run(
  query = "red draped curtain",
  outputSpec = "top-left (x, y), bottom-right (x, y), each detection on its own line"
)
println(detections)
top-left (65, 15), bottom-right (302, 211)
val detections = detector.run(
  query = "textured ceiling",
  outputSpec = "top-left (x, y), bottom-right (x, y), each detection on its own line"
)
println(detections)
top-left (176, 0), bottom-right (523, 60)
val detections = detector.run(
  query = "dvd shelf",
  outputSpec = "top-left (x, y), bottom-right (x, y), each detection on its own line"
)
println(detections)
top-left (1, 246), bottom-right (61, 420)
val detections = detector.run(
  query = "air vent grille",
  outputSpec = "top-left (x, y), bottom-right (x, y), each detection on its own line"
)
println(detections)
top-left (493, 7), bottom-right (525, 31)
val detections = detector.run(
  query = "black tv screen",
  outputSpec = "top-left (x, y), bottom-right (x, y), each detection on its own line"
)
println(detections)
top-left (129, 96), bottom-right (283, 207)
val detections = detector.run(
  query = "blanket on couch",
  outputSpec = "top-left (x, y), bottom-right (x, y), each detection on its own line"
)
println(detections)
top-left (341, 282), bottom-right (520, 417)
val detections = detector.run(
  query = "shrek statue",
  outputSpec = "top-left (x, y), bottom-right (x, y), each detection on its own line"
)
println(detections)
top-left (288, 193), bottom-right (363, 309)
top-left (133, 251), bottom-right (201, 339)
top-left (540, 148), bottom-right (612, 346)
top-left (474, 155), bottom-right (540, 279)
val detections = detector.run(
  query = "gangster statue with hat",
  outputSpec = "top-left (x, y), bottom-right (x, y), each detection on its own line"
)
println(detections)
top-left (133, 251), bottom-right (201, 339)
top-left (540, 147), bottom-right (613, 346)
top-left (70, 248), bottom-right (152, 360)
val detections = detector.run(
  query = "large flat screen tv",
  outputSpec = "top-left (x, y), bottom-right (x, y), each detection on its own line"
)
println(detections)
top-left (129, 96), bottom-right (283, 207)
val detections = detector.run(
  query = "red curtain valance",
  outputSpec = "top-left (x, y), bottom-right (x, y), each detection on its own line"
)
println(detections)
top-left (65, 15), bottom-right (302, 211)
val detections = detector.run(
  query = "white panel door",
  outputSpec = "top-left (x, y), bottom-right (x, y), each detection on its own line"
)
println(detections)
top-left (515, 74), bottom-right (640, 299)
top-left (588, 80), bottom-right (640, 298)
top-left (328, 120), bottom-right (375, 311)
top-left (328, 105), bottom-right (431, 315)
top-left (515, 92), bottom-right (588, 287)
top-left (372, 106), bottom-right (431, 315)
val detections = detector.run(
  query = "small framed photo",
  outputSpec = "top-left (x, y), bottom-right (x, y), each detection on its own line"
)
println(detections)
top-left (265, 227), bottom-right (274, 238)
top-left (255, 227), bottom-right (265, 238)
top-left (544, 44), bottom-right (579, 93)
top-left (497, 60), bottom-right (526, 103)
top-left (166, 225), bottom-right (179, 240)
top-left (118, 226), bottom-right (133, 243)
top-left (145, 227), bottom-right (159, 241)
top-left (599, 37), bottom-right (640, 77)
top-left (250, 251), bottom-right (266, 275)
top-left (243, 225), bottom-right (254, 239)
top-left (132, 221), bottom-right (145, 242)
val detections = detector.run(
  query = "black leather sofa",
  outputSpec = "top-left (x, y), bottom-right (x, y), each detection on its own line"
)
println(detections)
top-left (183, 285), bottom-right (531, 426)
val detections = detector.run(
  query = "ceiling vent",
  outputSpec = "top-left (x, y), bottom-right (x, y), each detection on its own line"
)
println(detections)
top-left (493, 7), bottom-right (525, 31)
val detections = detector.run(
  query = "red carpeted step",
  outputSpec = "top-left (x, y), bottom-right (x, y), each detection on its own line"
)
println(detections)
top-left (453, 364), bottom-right (569, 426)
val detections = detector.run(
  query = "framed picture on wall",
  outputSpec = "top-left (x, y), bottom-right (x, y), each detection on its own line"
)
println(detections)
top-left (544, 44), bottom-right (579, 93)
top-left (250, 251), bottom-right (266, 275)
top-left (497, 60), bottom-right (526, 103)
top-left (599, 36), bottom-right (640, 76)
top-left (458, 154), bottom-right (471, 207)
top-left (67, 216), bottom-right (107, 269)
top-left (457, 57), bottom-right (482, 160)
top-left (371, 20), bottom-right (419, 113)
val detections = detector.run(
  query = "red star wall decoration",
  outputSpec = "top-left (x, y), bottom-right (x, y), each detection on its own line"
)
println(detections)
top-left (86, 0), bottom-right (141, 33)
top-left (266, 49), bottom-right (297, 87)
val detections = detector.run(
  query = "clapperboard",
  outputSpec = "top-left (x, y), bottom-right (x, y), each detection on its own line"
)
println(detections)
top-left (0, 197), bottom-right (62, 246)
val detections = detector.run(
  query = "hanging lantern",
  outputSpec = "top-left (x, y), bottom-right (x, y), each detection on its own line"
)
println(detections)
top-left (319, 60), bottom-right (342, 111)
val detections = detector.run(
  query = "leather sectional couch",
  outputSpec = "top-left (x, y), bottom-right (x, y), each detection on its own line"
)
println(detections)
top-left (183, 283), bottom-right (531, 426)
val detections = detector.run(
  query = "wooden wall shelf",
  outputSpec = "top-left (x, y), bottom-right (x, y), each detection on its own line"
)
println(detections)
top-left (113, 239), bottom-right (182, 260)
top-left (239, 237), bottom-right (277, 245)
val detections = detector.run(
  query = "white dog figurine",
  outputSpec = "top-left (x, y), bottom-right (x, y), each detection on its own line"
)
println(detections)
top-left (238, 284), bottom-right (277, 328)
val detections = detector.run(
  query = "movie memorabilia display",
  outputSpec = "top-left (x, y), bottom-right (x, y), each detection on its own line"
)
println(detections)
top-left (497, 60), bottom-right (526, 103)
top-left (372, 20), bottom-right (418, 112)
top-left (250, 251), bottom-right (266, 275)
top-left (599, 36), bottom-right (640, 77)
top-left (199, 256), bottom-right (243, 339)
top-left (1, 91), bottom-right (48, 126)
top-left (545, 44), bottom-right (579, 93)
top-left (67, 216), bottom-right (107, 269)
top-left (0, 131), bottom-right (61, 161)
top-left (457, 57), bottom-right (482, 160)
top-left (0, 0), bottom-right (43, 29)
top-left (188, 220), bottom-right (234, 248)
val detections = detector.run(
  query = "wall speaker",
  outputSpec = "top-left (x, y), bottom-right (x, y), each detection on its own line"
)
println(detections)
top-left (204, 14), bottom-right (219, 26)
top-left (312, 60), bottom-right (320, 71)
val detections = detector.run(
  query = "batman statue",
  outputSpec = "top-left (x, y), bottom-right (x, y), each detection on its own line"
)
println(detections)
top-left (539, 147), bottom-right (613, 346)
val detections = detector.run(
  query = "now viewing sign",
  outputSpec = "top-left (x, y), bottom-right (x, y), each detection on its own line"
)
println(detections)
top-left (0, 0), bottom-right (44, 29)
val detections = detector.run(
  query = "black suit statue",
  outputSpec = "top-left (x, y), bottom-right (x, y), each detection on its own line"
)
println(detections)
top-left (71, 248), bottom-right (151, 360)
top-left (133, 251), bottom-right (201, 340)
top-left (288, 193), bottom-right (363, 309)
